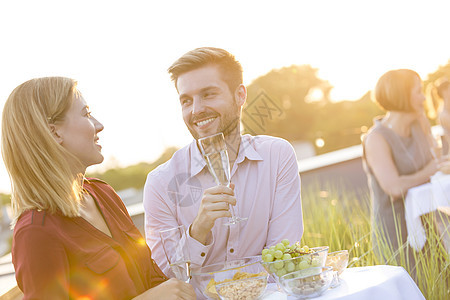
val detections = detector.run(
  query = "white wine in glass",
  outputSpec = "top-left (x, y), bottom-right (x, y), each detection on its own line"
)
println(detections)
top-left (198, 132), bottom-right (247, 226)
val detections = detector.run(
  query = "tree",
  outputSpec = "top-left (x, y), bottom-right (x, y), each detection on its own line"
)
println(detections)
top-left (242, 64), bottom-right (383, 154)
top-left (242, 65), bottom-right (332, 141)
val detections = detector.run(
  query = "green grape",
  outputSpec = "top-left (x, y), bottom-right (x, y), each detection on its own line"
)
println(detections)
top-left (281, 239), bottom-right (290, 246)
top-left (285, 261), bottom-right (295, 272)
top-left (275, 243), bottom-right (286, 252)
top-left (262, 248), bottom-right (269, 256)
top-left (276, 268), bottom-right (287, 277)
top-left (274, 250), bottom-right (283, 259)
top-left (269, 264), bottom-right (276, 273)
top-left (311, 257), bottom-right (321, 267)
top-left (269, 245), bottom-right (276, 251)
top-left (274, 260), bottom-right (284, 269)
top-left (297, 260), bottom-right (309, 270)
top-left (282, 253), bottom-right (292, 260)
top-left (303, 245), bottom-right (310, 252)
top-left (262, 254), bottom-right (274, 262)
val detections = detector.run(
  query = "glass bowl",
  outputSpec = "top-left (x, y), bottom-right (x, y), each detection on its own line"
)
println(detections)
top-left (190, 256), bottom-right (268, 300)
top-left (279, 266), bottom-right (334, 298)
top-left (215, 275), bottom-right (268, 300)
top-left (260, 246), bottom-right (329, 282)
top-left (325, 250), bottom-right (349, 275)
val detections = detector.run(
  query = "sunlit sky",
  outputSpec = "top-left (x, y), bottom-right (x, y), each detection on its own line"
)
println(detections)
top-left (0, 0), bottom-right (449, 193)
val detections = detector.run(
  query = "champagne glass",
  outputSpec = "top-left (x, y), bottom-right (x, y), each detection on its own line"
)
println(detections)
top-left (159, 225), bottom-right (191, 282)
top-left (198, 132), bottom-right (247, 226)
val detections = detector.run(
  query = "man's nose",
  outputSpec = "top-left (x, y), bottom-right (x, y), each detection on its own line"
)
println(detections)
top-left (192, 97), bottom-right (205, 115)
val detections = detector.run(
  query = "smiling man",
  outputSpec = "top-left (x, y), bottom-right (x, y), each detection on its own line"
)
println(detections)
top-left (143, 47), bottom-right (303, 276)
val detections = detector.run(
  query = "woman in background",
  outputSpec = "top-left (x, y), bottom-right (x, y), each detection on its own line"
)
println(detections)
top-left (1, 77), bottom-right (195, 299)
top-left (429, 78), bottom-right (450, 153)
top-left (362, 69), bottom-right (441, 270)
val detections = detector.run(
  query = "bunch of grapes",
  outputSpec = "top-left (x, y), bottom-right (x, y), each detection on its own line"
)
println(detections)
top-left (261, 239), bottom-right (321, 278)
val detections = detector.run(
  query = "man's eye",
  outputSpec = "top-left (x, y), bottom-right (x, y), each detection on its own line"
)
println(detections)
top-left (204, 92), bottom-right (216, 98)
top-left (181, 99), bottom-right (192, 106)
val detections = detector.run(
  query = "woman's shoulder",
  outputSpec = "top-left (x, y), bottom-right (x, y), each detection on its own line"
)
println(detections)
top-left (84, 177), bottom-right (116, 195)
top-left (14, 210), bottom-right (63, 238)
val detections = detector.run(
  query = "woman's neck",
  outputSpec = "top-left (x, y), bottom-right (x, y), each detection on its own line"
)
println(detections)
top-left (383, 111), bottom-right (418, 137)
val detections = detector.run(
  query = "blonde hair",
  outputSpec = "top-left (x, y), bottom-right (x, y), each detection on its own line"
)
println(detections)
top-left (426, 77), bottom-right (450, 119)
top-left (1, 77), bottom-right (84, 225)
top-left (168, 47), bottom-right (243, 92)
top-left (374, 69), bottom-right (420, 112)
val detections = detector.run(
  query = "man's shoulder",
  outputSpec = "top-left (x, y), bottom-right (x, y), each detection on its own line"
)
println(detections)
top-left (247, 135), bottom-right (294, 152)
top-left (147, 143), bottom-right (192, 179)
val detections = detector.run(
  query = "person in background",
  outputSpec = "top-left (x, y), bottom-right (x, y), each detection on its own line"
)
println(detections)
top-left (362, 69), bottom-right (446, 272)
top-left (1, 77), bottom-right (195, 300)
top-left (429, 78), bottom-right (450, 154)
top-left (144, 47), bottom-right (303, 276)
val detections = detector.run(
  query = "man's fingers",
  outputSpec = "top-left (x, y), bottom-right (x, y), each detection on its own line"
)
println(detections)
top-left (203, 194), bottom-right (236, 206)
top-left (204, 201), bottom-right (232, 212)
top-left (204, 185), bottom-right (234, 195)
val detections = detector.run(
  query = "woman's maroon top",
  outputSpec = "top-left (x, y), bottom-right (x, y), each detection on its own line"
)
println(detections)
top-left (12, 178), bottom-right (167, 299)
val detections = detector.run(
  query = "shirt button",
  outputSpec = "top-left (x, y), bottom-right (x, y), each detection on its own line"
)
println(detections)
top-left (229, 248), bottom-right (234, 253)
top-left (201, 252), bottom-right (206, 257)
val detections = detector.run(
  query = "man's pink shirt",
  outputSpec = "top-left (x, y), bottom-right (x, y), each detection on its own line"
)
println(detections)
top-left (143, 134), bottom-right (303, 276)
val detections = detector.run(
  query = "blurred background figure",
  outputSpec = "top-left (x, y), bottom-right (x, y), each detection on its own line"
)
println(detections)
top-left (362, 69), bottom-right (441, 276)
top-left (428, 77), bottom-right (450, 155)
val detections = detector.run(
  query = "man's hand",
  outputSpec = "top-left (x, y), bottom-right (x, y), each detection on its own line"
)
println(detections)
top-left (189, 185), bottom-right (236, 244)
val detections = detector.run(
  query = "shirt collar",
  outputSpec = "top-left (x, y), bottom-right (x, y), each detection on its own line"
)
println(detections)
top-left (190, 140), bottom-right (207, 177)
top-left (190, 135), bottom-right (263, 177)
top-left (235, 134), bottom-right (263, 164)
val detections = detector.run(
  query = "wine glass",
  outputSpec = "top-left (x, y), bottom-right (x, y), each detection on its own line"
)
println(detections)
top-left (159, 225), bottom-right (191, 282)
top-left (198, 132), bottom-right (247, 226)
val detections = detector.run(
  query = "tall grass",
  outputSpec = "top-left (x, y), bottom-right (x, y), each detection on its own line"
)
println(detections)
top-left (300, 183), bottom-right (449, 299)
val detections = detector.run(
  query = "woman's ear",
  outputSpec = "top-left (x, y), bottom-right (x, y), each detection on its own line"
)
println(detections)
top-left (49, 124), bottom-right (63, 144)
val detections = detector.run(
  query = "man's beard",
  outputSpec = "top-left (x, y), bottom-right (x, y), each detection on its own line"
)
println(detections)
top-left (190, 99), bottom-right (241, 140)
top-left (189, 116), bottom-right (240, 141)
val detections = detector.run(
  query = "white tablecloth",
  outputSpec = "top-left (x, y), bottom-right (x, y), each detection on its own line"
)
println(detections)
top-left (404, 172), bottom-right (450, 251)
top-left (262, 265), bottom-right (424, 300)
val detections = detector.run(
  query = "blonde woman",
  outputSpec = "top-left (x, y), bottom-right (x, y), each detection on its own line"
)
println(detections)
top-left (362, 69), bottom-right (442, 270)
top-left (1, 77), bottom-right (195, 299)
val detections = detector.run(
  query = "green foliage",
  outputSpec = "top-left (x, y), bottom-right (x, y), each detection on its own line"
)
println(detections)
top-left (242, 64), bottom-right (383, 155)
top-left (0, 193), bottom-right (10, 206)
top-left (87, 146), bottom-right (178, 191)
top-left (314, 92), bottom-right (383, 154)
top-left (301, 184), bottom-right (449, 299)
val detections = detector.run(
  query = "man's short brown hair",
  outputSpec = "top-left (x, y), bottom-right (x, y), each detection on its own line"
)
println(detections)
top-left (168, 47), bottom-right (243, 92)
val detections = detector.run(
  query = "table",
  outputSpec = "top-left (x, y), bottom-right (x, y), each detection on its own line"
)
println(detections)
top-left (262, 265), bottom-right (425, 300)
top-left (404, 171), bottom-right (450, 252)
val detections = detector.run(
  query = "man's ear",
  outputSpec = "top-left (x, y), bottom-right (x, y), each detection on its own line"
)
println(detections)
top-left (49, 124), bottom-right (63, 144)
top-left (235, 84), bottom-right (247, 107)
